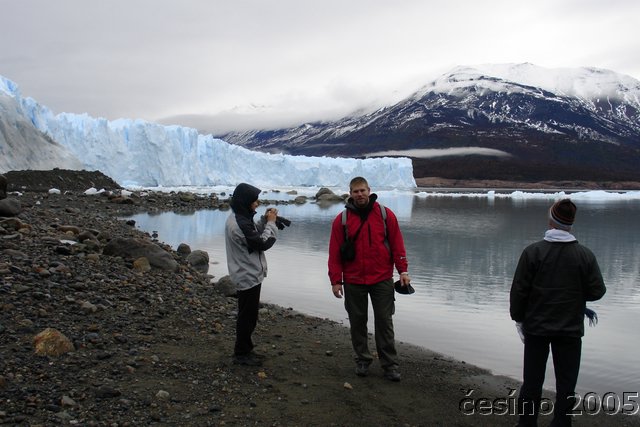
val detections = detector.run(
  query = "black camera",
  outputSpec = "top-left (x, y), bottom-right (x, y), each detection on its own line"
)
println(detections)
top-left (275, 216), bottom-right (291, 230)
top-left (264, 208), bottom-right (291, 230)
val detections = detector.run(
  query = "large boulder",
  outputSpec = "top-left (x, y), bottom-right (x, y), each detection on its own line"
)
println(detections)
top-left (186, 249), bottom-right (210, 274)
top-left (176, 243), bottom-right (191, 257)
top-left (0, 198), bottom-right (21, 217)
top-left (103, 237), bottom-right (178, 271)
top-left (214, 275), bottom-right (238, 297)
top-left (315, 187), bottom-right (345, 202)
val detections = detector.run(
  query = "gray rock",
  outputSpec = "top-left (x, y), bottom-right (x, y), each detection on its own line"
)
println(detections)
top-left (103, 237), bottom-right (178, 271)
top-left (214, 275), bottom-right (237, 297)
top-left (179, 192), bottom-right (196, 202)
top-left (177, 243), bottom-right (191, 257)
top-left (95, 386), bottom-right (121, 399)
top-left (186, 249), bottom-right (209, 274)
top-left (78, 230), bottom-right (97, 242)
top-left (315, 188), bottom-right (344, 202)
top-left (80, 301), bottom-right (98, 313)
top-left (2, 249), bottom-right (28, 259)
top-left (0, 198), bottom-right (21, 217)
top-left (315, 187), bottom-right (334, 198)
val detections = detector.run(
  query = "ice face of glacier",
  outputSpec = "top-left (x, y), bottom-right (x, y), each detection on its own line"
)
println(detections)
top-left (0, 76), bottom-right (416, 189)
top-left (0, 77), bottom-right (84, 173)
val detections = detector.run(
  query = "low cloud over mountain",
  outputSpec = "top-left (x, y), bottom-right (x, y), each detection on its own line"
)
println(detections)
top-left (218, 63), bottom-right (640, 182)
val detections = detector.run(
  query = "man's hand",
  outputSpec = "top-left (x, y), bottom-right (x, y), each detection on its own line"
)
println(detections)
top-left (332, 284), bottom-right (343, 298)
top-left (265, 208), bottom-right (278, 223)
top-left (400, 272), bottom-right (411, 286)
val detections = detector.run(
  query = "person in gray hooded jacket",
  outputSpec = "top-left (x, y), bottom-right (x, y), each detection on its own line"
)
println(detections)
top-left (225, 183), bottom-right (278, 366)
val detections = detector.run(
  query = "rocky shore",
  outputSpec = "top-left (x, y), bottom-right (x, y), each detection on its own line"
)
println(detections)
top-left (1, 171), bottom-right (639, 426)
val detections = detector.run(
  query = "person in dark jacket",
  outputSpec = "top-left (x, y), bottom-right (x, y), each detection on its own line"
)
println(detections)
top-left (225, 183), bottom-right (278, 366)
top-left (510, 198), bottom-right (606, 427)
top-left (328, 177), bottom-right (411, 381)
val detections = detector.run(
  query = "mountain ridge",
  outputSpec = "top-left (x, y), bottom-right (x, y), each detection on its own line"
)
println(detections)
top-left (218, 63), bottom-right (640, 182)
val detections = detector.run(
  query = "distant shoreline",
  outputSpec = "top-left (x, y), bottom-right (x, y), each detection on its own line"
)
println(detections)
top-left (4, 169), bottom-right (640, 193)
top-left (414, 177), bottom-right (640, 191)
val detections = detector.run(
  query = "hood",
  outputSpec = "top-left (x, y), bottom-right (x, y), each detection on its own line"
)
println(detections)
top-left (230, 183), bottom-right (261, 217)
top-left (345, 193), bottom-right (378, 215)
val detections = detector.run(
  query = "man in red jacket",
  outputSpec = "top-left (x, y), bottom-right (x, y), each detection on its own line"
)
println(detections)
top-left (328, 176), bottom-right (411, 381)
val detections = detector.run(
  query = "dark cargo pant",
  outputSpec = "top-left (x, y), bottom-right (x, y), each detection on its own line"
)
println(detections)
top-left (344, 279), bottom-right (398, 369)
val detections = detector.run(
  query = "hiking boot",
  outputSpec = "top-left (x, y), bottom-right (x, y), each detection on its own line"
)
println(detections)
top-left (355, 362), bottom-right (370, 377)
top-left (249, 351), bottom-right (266, 360)
top-left (232, 353), bottom-right (263, 366)
top-left (383, 367), bottom-right (401, 382)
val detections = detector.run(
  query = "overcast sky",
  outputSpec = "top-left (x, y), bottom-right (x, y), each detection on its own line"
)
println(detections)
top-left (2, 0), bottom-right (639, 133)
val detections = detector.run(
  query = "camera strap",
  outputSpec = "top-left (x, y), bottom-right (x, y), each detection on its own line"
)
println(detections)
top-left (342, 209), bottom-right (367, 242)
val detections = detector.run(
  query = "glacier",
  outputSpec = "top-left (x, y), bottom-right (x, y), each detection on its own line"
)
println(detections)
top-left (0, 76), bottom-right (416, 189)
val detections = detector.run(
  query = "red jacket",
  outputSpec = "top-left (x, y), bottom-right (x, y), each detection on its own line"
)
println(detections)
top-left (328, 197), bottom-right (408, 285)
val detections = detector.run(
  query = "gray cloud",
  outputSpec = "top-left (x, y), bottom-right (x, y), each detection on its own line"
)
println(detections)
top-left (1, 0), bottom-right (639, 133)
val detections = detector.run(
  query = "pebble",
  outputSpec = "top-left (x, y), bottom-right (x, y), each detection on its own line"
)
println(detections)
top-left (155, 390), bottom-right (170, 400)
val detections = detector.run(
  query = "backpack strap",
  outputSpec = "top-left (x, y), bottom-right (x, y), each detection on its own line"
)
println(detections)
top-left (341, 209), bottom-right (348, 240)
top-left (379, 203), bottom-right (387, 237)
top-left (378, 203), bottom-right (390, 252)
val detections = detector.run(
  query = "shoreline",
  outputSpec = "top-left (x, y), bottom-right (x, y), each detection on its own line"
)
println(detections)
top-left (414, 177), bottom-right (640, 191)
top-left (6, 169), bottom-right (640, 194)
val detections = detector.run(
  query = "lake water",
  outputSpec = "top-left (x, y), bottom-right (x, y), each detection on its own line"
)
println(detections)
top-left (126, 189), bottom-right (640, 398)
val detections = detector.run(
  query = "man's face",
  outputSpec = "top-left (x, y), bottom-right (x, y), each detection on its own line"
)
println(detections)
top-left (350, 183), bottom-right (370, 208)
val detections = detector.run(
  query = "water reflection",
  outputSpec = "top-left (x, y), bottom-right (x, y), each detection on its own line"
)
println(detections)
top-left (126, 194), bottom-right (640, 397)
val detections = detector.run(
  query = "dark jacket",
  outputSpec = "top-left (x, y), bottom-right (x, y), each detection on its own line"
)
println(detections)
top-left (510, 239), bottom-right (606, 337)
top-left (328, 194), bottom-right (408, 286)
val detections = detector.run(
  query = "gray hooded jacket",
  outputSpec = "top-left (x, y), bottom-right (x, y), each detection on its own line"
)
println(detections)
top-left (224, 183), bottom-right (278, 291)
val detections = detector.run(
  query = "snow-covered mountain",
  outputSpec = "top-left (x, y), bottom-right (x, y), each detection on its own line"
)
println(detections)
top-left (0, 76), bottom-right (415, 189)
top-left (220, 63), bottom-right (640, 181)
